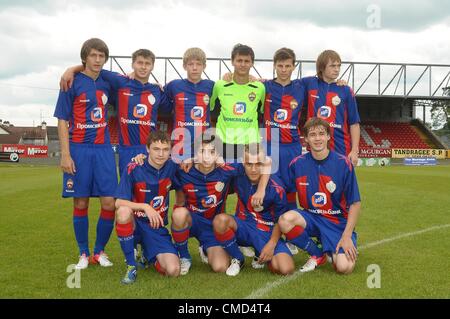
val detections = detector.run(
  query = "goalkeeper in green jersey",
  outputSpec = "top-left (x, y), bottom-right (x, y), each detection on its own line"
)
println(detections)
top-left (210, 44), bottom-right (265, 161)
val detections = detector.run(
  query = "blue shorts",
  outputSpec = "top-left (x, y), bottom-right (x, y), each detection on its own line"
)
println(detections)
top-left (190, 213), bottom-right (221, 251)
top-left (234, 217), bottom-right (292, 257)
top-left (118, 144), bottom-right (148, 178)
top-left (135, 218), bottom-right (178, 263)
top-left (294, 209), bottom-right (358, 254)
top-left (62, 143), bottom-right (117, 198)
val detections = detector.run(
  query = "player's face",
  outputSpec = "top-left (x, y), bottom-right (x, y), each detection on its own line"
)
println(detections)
top-left (323, 59), bottom-right (341, 82)
top-left (184, 59), bottom-right (205, 83)
top-left (132, 56), bottom-right (154, 81)
top-left (305, 126), bottom-right (330, 153)
top-left (244, 152), bottom-right (265, 184)
top-left (232, 54), bottom-right (253, 78)
top-left (275, 59), bottom-right (295, 82)
top-left (196, 143), bottom-right (218, 170)
top-left (84, 49), bottom-right (106, 74)
top-left (147, 141), bottom-right (171, 167)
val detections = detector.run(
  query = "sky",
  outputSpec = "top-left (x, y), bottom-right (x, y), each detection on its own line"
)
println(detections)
top-left (0, 0), bottom-right (449, 127)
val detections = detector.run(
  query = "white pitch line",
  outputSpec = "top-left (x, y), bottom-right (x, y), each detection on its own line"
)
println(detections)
top-left (245, 224), bottom-right (450, 299)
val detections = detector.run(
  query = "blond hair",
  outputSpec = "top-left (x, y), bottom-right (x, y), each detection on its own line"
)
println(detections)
top-left (183, 47), bottom-right (206, 66)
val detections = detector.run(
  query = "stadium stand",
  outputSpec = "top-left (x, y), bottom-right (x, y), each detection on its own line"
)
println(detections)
top-left (360, 121), bottom-right (432, 149)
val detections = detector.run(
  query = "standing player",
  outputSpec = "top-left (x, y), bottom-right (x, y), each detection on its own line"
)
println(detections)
top-left (263, 48), bottom-right (306, 209)
top-left (54, 38), bottom-right (116, 269)
top-left (213, 144), bottom-right (295, 276)
top-left (115, 131), bottom-right (180, 284)
top-left (170, 134), bottom-right (270, 275)
top-left (301, 50), bottom-right (360, 166)
top-left (161, 48), bottom-right (214, 162)
top-left (279, 117), bottom-right (361, 274)
top-left (210, 44), bottom-right (265, 162)
top-left (60, 49), bottom-right (166, 175)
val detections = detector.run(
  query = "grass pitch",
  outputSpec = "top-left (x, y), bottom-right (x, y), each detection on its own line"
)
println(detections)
top-left (0, 163), bottom-right (449, 298)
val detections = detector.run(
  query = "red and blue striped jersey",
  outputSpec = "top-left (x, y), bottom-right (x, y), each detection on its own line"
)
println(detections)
top-left (234, 175), bottom-right (288, 232)
top-left (161, 79), bottom-right (214, 143)
top-left (54, 73), bottom-right (112, 144)
top-left (173, 163), bottom-right (243, 220)
top-left (301, 76), bottom-right (360, 156)
top-left (286, 151), bottom-right (360, 226)
top-left (101, 70), bottom-right (165, 146)
top-left (263, 79), bottom-right (305, 144)
top-left (115, 160), bottom-right (178, 226)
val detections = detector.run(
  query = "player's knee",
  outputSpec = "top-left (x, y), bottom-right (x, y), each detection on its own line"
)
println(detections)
top-left (278, 260), bottom-right (295, 275)
top-left (171, 207), bottom-right (189, 225)
top-left (210, 260), bottom-right (227, 273)
top-left (212, 214), bottom-right (230, 232)
top-left (116, 206), bottom-right (132, 224)
top-left (278, 211), bottom-right (297, 233)
top-left (101, 197), bottom-right (116, 211)
top-left (165, 263), bottom-right (181, 277)
top-left (335, 260), bottom-right (355, 275)
top-left (74, 198), bottom-right (89, 210)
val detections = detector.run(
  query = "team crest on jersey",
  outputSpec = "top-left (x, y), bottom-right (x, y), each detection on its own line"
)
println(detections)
top-left (90, 107), bottom-right (103, 122)
top-left (133, 104), bottom-right (148, 118)
top-left (233, 102), bottom-right (246, 115)
top-left (147, 94), bottom-right (156, 105)
top-left (101, 93), bottom-right (108, 106)
top-left (150, 196), bottom-right (164, 209)
top-left (312, 192), bottom-right (327, 207)
top-left (215, 182), bottom-right (225, 192)
top-left (191, 106), bottom-right (204, 120)
top-left (66, 179), bottom-right (74, 190)
top-left (248, 92), bottom-right (256, 102)
top-left (290, 99), bottom-right (298, 109)
top-left (317, 106), bottom-right (331, 119)
top-left (201, 194), bottom-right (217, 208)
top-left (326, 181), bottom-right (336, 193)
top-left (332, 95), bottom-right (341, 106)
top-left (203, 94), bottom-right (210, 105)
top-left (274, 109), bottom-right (288, 123)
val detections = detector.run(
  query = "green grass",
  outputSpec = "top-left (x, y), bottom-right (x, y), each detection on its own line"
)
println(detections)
top-left (0, 163), bottom-right (449, 298)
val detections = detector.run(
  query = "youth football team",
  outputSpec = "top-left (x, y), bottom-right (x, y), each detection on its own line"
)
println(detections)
top-left (55, 38), bottom-right (361, 284)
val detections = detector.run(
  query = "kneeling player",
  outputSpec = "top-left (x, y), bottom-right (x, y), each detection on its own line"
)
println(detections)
top-left (115, 131), bottom-right (180, 284)
top-left (170, 134), bottom-right (269, 275)
top-left (279, 118), bottom-right (361, 274)
top-left (213, 144), bottom-right (295, 276)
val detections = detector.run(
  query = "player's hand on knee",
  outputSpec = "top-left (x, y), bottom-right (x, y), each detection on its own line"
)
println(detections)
top-left (258, 242), bottom-right (275, 263)
top-left (144, 205), bottom-right (163, 228)
top-left (335, 236), bottom-right (357, 262)
top-left (131, 153), bottom-right (147, 165)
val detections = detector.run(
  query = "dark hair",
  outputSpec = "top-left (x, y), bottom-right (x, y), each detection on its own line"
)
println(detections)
top-left (302, 117), bottom-right (331, 137)
top-left (316, 50), bottom-right (341, 80)
top-left (273, 47), bottom-right (296, 65)
top-left (193, 133), bottom-right (222, 156)
top-left (244, 143), bottom-right (265, 157)
top-left (132, 49), bottom-right (156, 64)
top-left (231, 43), bottom-right (255, 62)
top-left (80, 38), bottom-right (109, 67)
top-left (146, 130), bottom-right (171, 147)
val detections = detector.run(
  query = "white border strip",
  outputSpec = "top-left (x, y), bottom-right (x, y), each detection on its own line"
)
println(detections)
top-left (245, 224), bottom-right (450, 299)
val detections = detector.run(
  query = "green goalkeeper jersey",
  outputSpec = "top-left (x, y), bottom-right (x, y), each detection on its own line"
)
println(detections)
top-left (210, 80), bottom-right (265, 144)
